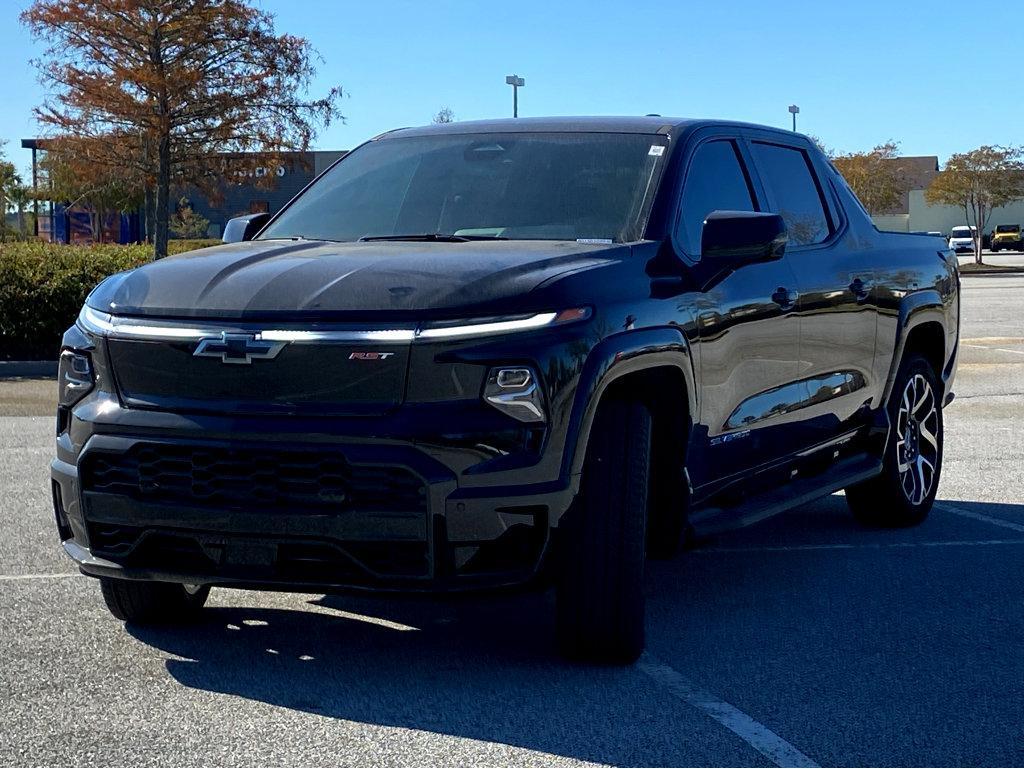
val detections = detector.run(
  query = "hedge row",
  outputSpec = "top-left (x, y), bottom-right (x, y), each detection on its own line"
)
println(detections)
top-left (0, 240), bottom-right (219, 360)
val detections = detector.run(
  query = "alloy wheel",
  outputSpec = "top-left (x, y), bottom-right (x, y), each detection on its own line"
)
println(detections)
top-left (896, 373), bottom-right (939, 505)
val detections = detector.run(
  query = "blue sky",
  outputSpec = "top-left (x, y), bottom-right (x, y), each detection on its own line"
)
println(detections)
top-left (1, 0), bottom-right (1019, 175)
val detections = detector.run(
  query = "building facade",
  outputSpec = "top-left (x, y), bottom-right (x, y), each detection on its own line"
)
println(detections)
top-left (181, 150), bottom-right (347, 238)
top-left (21, 140), bottom-right (346, 243)
top-left (869, 154), bottom-right (1024, 237)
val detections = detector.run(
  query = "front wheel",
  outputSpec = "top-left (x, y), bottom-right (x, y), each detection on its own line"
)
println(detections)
top-left (556, 399), bottom-right (651, 663)
top-left (100, 578), bottom-right (210, 624)
top-left (846, 354), bottom-right (943, 526)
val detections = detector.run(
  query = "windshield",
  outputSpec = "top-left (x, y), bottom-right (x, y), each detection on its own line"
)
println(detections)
top-left (996, 225), bottom-right (1019, 233)
top-left (951, 228), bottom-right (973, 238)
top-left (259, 132), bottom-right (668, 244)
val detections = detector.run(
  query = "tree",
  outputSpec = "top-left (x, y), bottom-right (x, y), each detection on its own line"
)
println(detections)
top-left (169, 197), bottom-right (210, 239)
top-left (6, 182), bottom-right (33, 238)
top-left (832, 142), bottom-right (909, 215)
top-left (22, 0), bottom-right (342, 258)
top-left (433, 107), bottom-right (455, 124)
top-left (37, 136), bottom-right (146, 242)
top-left (0, 145), bottom-right (23, 241)
top-left (925, 145), bottom-right (1024, 264)
top-left (806, 135), bottom-right (834, 159)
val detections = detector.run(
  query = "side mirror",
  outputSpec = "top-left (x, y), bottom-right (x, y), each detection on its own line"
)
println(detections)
top-left (701, 211), bottom-right (788, 265)
top-left (222, 212), bottom-right (271, 243)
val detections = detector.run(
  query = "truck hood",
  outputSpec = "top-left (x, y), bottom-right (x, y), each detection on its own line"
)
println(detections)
top-left (87, 239), bottom-right (625, 319)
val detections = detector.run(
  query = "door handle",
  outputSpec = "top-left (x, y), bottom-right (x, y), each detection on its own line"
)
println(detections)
top-left (771, 286), bottom-right (798, 310)
top-left (849, 277), bottom-right (871, 301)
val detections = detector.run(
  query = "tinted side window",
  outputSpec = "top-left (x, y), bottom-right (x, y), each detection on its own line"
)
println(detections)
top-left (750, 142), bottom-right (831, 246)
top-left (676, 140), bottom-right (756, 255)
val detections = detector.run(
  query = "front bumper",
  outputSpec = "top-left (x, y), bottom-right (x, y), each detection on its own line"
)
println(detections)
top-left (52, 409), bottom-right (576, 593)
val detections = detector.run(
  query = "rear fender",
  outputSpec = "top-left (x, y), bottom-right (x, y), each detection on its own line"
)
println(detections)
top-left (882, 289), bottom-right (947, 408)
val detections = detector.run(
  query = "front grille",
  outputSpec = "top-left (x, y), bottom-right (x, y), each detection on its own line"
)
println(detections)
top-left (81, 443), bottom-right (427, 514)
top-left (106, 338), bottom-right (410, 416)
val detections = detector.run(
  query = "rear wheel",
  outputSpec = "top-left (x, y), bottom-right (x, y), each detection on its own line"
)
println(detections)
top-left (100, 578), bottom-right (210, 624)
top-left (846, 354), bottom-right (942, 526)
top-left (556, 399), bottom-right (650, 663)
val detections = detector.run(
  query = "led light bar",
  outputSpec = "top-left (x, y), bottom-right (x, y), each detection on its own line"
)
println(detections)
top-left (417, 312), bottom-right (558, 339)
top-left (79, 306), bottom-right (590, 343)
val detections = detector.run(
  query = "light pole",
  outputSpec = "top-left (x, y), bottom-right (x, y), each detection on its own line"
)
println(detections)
top-left (506, 74), bottom-right (525, 118)
top-left (788, 104), bottom-right (800, 132)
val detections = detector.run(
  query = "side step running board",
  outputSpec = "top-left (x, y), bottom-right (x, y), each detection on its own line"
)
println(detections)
top-left (688, 454), bottom-right (883, 537)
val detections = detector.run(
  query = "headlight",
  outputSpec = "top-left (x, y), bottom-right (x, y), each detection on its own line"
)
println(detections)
top-left (58, 349), bottom-right (94, 407)
top-left (483, 366), bottom-right (545, 423)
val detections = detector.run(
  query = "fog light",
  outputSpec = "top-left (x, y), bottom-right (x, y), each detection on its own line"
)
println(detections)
top-left (58, 349), bottom-right (94, 407)
top-left (496, 367), bottom-right (532, 388)
top-left (484, 366), bottom-right (545, 423)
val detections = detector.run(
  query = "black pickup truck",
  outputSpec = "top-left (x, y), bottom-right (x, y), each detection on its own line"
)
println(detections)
top-left (52, 117), bottom-right (959, 662)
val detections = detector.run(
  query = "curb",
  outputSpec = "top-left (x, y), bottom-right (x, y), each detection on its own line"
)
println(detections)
top-left (0, 361), bottom-right (58, 378)
top-left (960, 269), bottom-right (1024, 276)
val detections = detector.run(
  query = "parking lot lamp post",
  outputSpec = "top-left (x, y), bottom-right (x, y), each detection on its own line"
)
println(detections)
top-left (506, 75), bottom-right (525, 118)
top-left (789, 104), bottom-right (800, 132)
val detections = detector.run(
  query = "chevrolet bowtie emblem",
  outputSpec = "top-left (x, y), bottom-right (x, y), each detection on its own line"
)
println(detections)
top-left (193, 333), bottom-right (286, 364)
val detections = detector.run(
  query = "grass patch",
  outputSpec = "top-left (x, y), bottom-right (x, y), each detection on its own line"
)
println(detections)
top-left (959, 261), bottom-right (1024, 274)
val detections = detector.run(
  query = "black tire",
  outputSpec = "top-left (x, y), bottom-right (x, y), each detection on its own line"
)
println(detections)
top-left (646, 421), bottom-right (689, 560)
top-left (846, 354), bottom-right (943, 527)
top-left (556, 399), bottom-right (651, 663)
top-left (99, 578), bottom-right (210, 624)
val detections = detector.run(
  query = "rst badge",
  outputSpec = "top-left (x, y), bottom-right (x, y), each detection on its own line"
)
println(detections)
top-left (348, 352), bottom-right (396, 360)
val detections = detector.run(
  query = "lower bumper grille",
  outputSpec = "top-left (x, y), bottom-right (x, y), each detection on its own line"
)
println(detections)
top-left (86, 524), bottom-right (430, 582)
top-left (80, 443), bottom-right (427, 514)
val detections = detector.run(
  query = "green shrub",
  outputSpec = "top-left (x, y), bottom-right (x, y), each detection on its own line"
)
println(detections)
top-left (0, 240), bottom-right (218, 360)
top-left (168, 238), bottom-right (220, 254)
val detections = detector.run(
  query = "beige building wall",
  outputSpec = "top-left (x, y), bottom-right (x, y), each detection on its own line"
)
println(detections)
top-left (874, 189), bottom-right (1024, 235)
top-left (872, 214), bottom-right (910, 232)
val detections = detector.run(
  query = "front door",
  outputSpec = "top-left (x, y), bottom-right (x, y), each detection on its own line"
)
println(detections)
top-left (672, 137), bottom-right (805, 494)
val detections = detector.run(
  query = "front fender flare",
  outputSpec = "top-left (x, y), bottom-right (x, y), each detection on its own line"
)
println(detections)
top-left (562, 326), bottom-right (696, 482)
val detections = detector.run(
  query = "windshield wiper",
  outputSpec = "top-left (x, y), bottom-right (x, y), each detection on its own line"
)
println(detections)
top-left (358, 232), bottom-right (508, 242)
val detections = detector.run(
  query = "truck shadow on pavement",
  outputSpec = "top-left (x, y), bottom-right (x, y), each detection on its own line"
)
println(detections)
top-left (126, 495), bottom-right (1024, 765)
top-left (128, 590), bottom-right (711, 766)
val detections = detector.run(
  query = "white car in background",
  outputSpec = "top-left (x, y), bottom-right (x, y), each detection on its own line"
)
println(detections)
top-left (948, 226), bottom-right (977, 253)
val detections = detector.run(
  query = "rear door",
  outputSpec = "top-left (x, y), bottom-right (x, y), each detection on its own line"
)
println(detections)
top-left (677, 135), bottom-right (805, 494)
top-left (745, 135), bottom-right (879, 450)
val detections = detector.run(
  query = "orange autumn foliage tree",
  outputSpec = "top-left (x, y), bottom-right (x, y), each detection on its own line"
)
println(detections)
top-left (22, 0), bottom-right (342, 257)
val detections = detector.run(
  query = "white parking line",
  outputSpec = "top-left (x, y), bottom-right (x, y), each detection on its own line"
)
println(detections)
top-left (691, 539), bottom-right (1024, 554)
top-left (638, 652), bottom-right (818, 767)
top-left (329, 609), bottom-right (420, 632)
top-left (0, 572), bottom-right (83, 581)
top-left (936, 503), bottom-right (1024, 534)
top-left (963, 343), bottom-right (1024, 356)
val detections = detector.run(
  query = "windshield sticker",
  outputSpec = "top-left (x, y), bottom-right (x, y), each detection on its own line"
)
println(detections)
top-left (649, 145), bottom-right (665, 156)
top-left (577, 238), bottom-right (613, 244)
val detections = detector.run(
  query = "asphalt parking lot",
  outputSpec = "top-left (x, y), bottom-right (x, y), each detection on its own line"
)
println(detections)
top-left (2, 275), bottom-right (1024, 767)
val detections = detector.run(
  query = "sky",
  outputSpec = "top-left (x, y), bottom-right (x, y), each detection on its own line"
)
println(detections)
top-left (1, 0), bottom-right (1020, 177)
